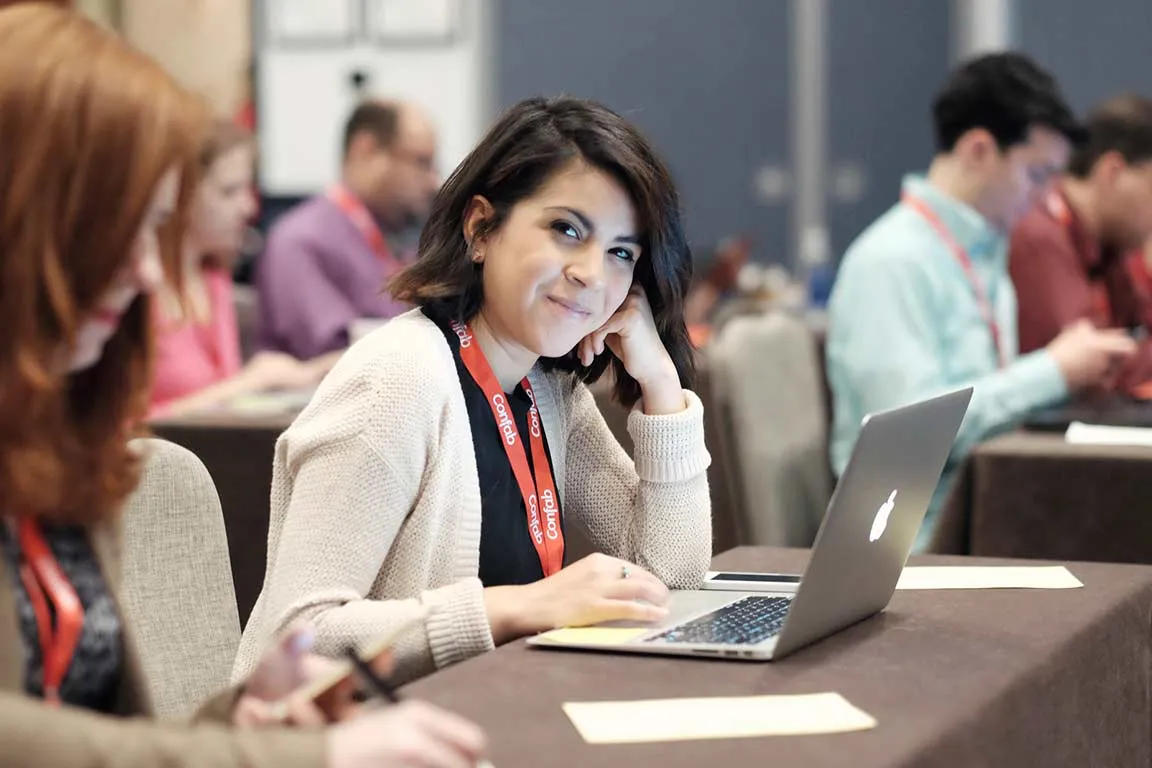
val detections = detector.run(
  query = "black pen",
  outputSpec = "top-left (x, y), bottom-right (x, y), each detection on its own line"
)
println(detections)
top-left (344, 646), bottom-right (497, 768)
top-left (343, 646), bottom-right (401, 703)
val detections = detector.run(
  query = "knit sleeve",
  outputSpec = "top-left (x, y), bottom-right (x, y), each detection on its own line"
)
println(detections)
top-left (561, 383), bottom-right (712, 589)
top-left (233, 333), bottom-right (492, 685)
top-left (0, 692), bottom-right (325, 768)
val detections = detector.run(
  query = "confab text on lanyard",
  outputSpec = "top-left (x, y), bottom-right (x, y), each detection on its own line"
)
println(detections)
top-left (451, 320), bottom-right (565, 576)
top-left (9, 518), bottom-right (83, 706)
top-left (326, 185), bottom-right (401, 271)
top-left (902, 192), bottom-right (1008, 368)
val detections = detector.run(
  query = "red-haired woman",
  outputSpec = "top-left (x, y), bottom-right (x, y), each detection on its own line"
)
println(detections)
top-left (0, 6), bottom-right (484, 768)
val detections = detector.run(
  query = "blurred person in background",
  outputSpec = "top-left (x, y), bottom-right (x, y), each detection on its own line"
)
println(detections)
top-left (1128, 233), bottom-right (1152, 328)
top-left (1010, 95), bottom-right (1152, 392)
top-left (256, 99), bottom-right (440, 359)
top-left (0, 6), bottom-right (486, 768)
top-left (151, 121), bottom-right (337, 417)
top-left (826, 52), bottom-right (1136, 552)
top-left (682, 236), bottom-right (751, 336)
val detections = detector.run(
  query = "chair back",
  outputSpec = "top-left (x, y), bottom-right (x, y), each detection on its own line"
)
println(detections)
top-left (119, 438), bottom-right (240, 717)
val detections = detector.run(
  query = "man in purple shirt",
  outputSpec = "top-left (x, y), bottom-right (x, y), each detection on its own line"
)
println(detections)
top-left (256, 99), bottom-right (439, 359)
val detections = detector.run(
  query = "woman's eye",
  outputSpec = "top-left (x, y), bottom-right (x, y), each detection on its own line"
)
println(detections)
top-left (610, 247), bottom-right (636, 263)
top-left (550, 221), bottom-right (580, 240)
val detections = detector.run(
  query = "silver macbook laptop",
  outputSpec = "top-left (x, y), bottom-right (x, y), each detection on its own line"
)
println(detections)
top-left (529, 387), bottom-right (972, 661)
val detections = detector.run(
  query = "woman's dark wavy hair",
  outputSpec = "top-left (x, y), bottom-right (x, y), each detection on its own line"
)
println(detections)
top-left (390, 95), bottom-right (695, 406)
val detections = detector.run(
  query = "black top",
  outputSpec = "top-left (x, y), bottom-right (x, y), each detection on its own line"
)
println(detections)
top-left (0, 522), bottom-right (122, 711)
top-left (425, 307), bottom-right (565, 587)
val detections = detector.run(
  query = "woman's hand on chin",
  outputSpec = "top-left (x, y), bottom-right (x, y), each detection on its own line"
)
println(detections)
top-left (577, 285), bottom-right (685, 414)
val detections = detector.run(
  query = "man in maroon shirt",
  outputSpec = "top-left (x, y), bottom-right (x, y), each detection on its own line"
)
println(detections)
top-left (1011, 95), bottom-right (1152, 390)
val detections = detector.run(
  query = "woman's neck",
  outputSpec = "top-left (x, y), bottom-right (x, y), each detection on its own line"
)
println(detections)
top-left (469, 309), bottom-right (538, 392)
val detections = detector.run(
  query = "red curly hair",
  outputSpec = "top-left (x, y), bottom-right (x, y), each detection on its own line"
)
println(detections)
top-left (0, 5), bottom-right (205, 523)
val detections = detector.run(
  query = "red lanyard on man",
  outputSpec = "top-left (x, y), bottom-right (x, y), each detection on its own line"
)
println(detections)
top-left (902, 192), bottom-right (1008, 368)
top-left (326, 185), bottom-right (402, 273)
top-left (451, 320), bottom-right (565, 576)
top-left (1046, 189), bottom-right (1113, 323)
top-left (11, 518), bottom-right (83, 707)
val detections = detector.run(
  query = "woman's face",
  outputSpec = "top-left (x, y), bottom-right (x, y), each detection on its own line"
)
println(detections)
top-left (68, 169), bottom-right (179, 372)
top-left (470, 159), bottom-right (643, 359)
top-left (187, 144), bottom-right (257, 260)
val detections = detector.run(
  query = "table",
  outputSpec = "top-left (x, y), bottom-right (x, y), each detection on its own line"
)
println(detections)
top-left (933, 431), bottom-right (1152, 563)
top-left (404, 546), bottom-right (1152, 767)
top-left (151, 410), bottom-right (294, 626)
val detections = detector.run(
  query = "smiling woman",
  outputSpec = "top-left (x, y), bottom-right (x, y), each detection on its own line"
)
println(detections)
top-left (234, 96), bottom-right (714, 685)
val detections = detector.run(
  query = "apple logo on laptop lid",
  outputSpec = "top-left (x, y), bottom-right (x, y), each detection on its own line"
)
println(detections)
top-left (870, 490), bottom-right (897, 542)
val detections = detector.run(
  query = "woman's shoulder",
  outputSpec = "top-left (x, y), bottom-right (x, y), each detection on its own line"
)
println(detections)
top-left (340, 309), bottom-right (454, 373)
top-left (291, 310), bottom-right (462, 437)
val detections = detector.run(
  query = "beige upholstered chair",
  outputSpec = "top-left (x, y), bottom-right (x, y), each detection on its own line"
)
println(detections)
top-left (707, 311), bottom-right (832, 547)
top-left (119, 438), bottom-right (240, 717)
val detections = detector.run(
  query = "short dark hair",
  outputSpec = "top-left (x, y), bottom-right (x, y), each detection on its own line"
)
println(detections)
top-left (342, 100), bottom-right (400, 156)
top-left (391, 95), bottom-right (695, 407)
top-left (932, 52), bottom-right (1084, 153)
top-left (1066, 94), bottom-right (1152, 178)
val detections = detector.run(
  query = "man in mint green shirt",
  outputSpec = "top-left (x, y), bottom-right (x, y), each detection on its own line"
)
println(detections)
top-left (827, 53), bottom-right (1137, 551)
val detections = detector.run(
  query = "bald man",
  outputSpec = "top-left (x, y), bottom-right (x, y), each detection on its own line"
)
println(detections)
top-left (257, 100), bottom-right (440, 359)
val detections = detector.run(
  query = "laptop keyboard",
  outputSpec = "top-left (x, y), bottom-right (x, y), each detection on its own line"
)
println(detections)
top-left (645, 596), bottom-right (793, 646)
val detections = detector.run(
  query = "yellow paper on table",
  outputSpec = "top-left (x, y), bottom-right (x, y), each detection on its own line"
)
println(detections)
top-left (536, 627), bottom-right (648, 646)
top-left (562, 692), bottom-right (876, 744)
top-left (896, 565), bottom-right (1082, 590)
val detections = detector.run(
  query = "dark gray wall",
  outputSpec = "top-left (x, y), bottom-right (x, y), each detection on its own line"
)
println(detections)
top-left (1017, 0), bottom-right (1152, 114)
top-left (495, 0), bottom-right (791, 264)
top-left (826, 0), bottom-right (952, 261)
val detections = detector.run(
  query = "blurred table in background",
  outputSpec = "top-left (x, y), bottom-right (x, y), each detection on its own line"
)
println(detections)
top-left (933, 431), bottom-right (1152, 563)
top-left (1021, 397), bottom-right (1152, 432)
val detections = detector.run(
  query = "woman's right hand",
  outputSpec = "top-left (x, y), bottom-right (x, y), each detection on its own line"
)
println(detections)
top-left (327, 701), bottom-right (488, 768)
top-left (486, 553), bottom-right (671, 643)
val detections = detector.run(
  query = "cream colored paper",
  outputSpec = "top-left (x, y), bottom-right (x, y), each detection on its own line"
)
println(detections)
top-left (562, 692), bottom-right (876, 744)
top-left (896, 565), bottom-right (1082, 590)
top-left (536, 627), bottom-right (648, 646)
top-left (1065, 421), bottom-right (1152, 447)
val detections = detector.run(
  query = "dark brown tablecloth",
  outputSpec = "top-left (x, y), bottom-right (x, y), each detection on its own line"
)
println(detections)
top-left (933, 431), bottom-right (1152, 563)
top-left (404, 546), bottom-right (1152, 768)
top-left (150, 411), bottom-right (293, 626)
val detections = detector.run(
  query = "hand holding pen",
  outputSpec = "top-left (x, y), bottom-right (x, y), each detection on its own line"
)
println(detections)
top-left (340, 646), bottom-right (493, 768)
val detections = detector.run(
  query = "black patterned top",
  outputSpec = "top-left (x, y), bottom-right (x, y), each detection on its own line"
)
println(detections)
top-left (0, 522), bottom-right (122, 712)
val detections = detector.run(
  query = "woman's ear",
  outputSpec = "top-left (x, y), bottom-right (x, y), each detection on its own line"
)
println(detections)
top-left (462, 196), bottom-right (496, 258)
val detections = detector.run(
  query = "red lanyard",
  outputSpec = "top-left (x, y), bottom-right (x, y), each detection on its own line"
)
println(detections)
top-left (326, 185), bottom-right (401, 271)
top-left (1047, 189), bottom-right (1113, 322)
top-left (11, 519), bottom-right (83, 706)
top-left (903, 192), bottom-right (1007, 368)
top-left (451, 320), bottom-right (564, 576)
